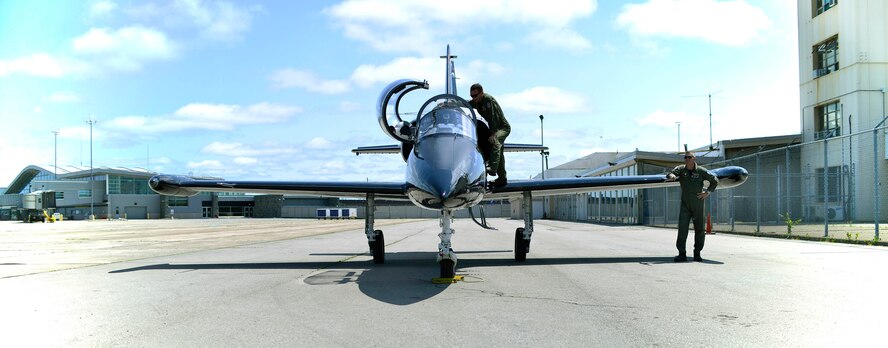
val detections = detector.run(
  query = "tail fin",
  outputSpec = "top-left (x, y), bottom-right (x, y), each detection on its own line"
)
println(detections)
top-left (441, 44), bottom-right (458, 95)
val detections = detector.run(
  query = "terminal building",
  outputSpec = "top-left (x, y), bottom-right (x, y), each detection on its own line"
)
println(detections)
top-left (0, 164), bottom-right (510, 221)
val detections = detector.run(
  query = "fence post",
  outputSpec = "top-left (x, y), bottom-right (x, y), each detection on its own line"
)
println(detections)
top-left (824, 138), bottom-right (829, 237)
top-left (755, 154), bottom-right (761, 233)
top-left (786, 147), bottom-right (792, 216)
top-left (875, 128), bottom-right (880, 239)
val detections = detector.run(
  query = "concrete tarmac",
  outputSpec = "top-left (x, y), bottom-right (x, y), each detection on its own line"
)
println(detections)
top-left (1, 218), bottom-right (885, 347)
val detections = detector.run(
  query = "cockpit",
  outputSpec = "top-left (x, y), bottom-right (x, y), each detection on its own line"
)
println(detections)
top-left (416, 105), bottom-right (477, 142)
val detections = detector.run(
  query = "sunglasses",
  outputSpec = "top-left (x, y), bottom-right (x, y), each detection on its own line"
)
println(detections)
top-left (684, 156), bottom-right (694, 159)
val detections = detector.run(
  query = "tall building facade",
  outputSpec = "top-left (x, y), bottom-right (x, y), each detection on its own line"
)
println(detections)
top-left (798, 0), bottom-right (888, 221)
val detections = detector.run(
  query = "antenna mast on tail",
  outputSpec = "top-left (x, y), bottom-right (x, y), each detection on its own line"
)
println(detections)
top-left (440, 45), bottom-right (458, 95)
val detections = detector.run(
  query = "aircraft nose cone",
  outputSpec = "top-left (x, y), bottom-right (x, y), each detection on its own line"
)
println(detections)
top-left (428, 171), bottom-right (454, 199)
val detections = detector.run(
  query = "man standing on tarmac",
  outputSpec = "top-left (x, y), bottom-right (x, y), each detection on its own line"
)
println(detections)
top-left (469, 83), bottom-right (511, 187)
top-left (665, 151), bottom-right (718, 262)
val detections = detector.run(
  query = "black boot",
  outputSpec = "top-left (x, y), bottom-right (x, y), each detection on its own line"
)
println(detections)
top-left (674, 253), bottom-right (687, 262)
top-left (693, 251), bottom-right (703, 262)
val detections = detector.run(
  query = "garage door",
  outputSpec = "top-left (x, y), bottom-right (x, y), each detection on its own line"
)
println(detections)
top-left (124, 206), bottom-right (147, 219)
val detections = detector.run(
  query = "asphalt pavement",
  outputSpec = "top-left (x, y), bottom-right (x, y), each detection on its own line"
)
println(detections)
top-left (1, 218), bottom-right (885, 347)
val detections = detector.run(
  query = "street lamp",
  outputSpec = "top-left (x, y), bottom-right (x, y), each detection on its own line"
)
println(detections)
top-left (683, 90), bottom-right (721, 150)
top-left (539, 114), bottom-right (545, 180)
top-left (51, 129), bottom-right (59, 179)
top-left (86, 118), bottom-right (97, 220)
top-left (675, 122), bottom-right (681, 153)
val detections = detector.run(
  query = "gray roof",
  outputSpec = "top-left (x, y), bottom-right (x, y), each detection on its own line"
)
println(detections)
top-left (4, 165), bottom-right (156, 194)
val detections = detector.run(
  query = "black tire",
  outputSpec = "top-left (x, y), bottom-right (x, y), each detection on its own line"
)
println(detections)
top-left (439, 259), bottom-right (455, 278)
top-left (372, 230), bottom-right (385, 264)
top-left (514, 228), bottom-right (528, 262)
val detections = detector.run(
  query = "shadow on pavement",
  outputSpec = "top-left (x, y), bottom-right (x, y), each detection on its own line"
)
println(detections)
top-left (109, 252), bottom-right (722, 305)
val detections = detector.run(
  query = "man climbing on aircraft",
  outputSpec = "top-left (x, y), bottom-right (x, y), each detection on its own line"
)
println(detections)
top-left (469, 83), bottom-right (511, 187)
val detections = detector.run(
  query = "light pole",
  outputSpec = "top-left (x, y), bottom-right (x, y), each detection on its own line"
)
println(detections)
top-left (86, 118), bottom-right (97, 219)
top-left (51, 129), bottom-right (59, 179)
top-left (539, 114), bottom-right (545, 179)
top-left (675, 122), bottom-right (681, 153)
top-left (683, 90), bottom-right (721, 150)
top-left (539, 114), bottom-right (546, 219)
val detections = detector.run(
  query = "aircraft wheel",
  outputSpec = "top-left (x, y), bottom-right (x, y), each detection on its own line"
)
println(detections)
top-left (372, 230), bottom-right (385, 264)
top-left (439, 259), bottom-right (455, 278)
top-left (514, 228), bottom-right (528, 262)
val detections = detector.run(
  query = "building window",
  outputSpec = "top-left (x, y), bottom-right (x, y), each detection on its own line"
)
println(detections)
top-left (78, 189), bottom-right (92, 198)
top-left (55, 192), bottom-right (64, 200)
top-left (813, 0), bottom-right (837, 17)
top-left (169, 197), bottom-right (189, 207)
top-left (108, 175), bottom-right (151, 194)
top-left (815, 101), bottom-right (841, 139)
top-left (813, 36), bottom-right (838, 78)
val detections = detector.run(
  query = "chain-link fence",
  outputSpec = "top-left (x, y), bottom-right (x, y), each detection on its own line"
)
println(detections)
top-left (551, 126), bottom-right (887, 243)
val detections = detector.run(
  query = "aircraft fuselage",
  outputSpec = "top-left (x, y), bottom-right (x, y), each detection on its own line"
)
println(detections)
top-left (405, 104), bottom-right (486, 210)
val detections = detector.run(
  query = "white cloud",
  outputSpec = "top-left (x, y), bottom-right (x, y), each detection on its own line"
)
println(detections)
top-left (173, 0), bottom-right (258, 41)
top-left (305, 137), bottom-right (334, 149)
top-left (72, 26), bottom-right (176, 71)
top-left (350, 57), bottom-right (440, 89)
top-left (527, 28), bottom-right (592, 51)
top-left (201, 142), bottom-right (300, 157)
top-left (127, 0), bottom-right (259, 42)
top-left (268, 69), bottom-right (350, 94)
top-left (90, 1), bottom-right (117, 19)
top-left (187, 160), bottom-right (223, 169)
top-left (616, 0), bottom-right (771, 46)
top-left (325, 0), bottom-right (596, 54)
top-left (272, 55), bottom-right (506, 93)
top-left (0, 54), bottom-right (85, 78)
top-left (104, 102), bottom-right (302, 133)
top-left (233, 157), bottom-right (257, 165)
top-left (499, 86), bottom-right (587, 114)
top-left (44, 92), bottom-right (81, 103)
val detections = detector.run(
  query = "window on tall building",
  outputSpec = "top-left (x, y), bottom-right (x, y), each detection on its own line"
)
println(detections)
top-left (815, 101), bottom-right (841, 139)
top-left (813, 36), bottom-right (838, 78)
top-left (78, 189), bottom-right (92, 198)
top-left (813, 0), bottom-right (837, 17)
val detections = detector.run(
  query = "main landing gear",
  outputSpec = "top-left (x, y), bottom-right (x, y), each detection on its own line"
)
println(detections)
top-left (364, 193), bottom-right (385, 264)
top-left (515, 191), bottom-right (533, 262)
top-left (364, 191), bottom-right (535, 278)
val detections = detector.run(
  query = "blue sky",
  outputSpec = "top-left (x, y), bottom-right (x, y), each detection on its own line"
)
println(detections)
top-left (0, 0), bottom-right (799, 185)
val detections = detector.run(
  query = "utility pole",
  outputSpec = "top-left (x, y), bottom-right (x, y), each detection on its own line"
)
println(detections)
top-left (683, 90), bottom-right (722, 150)
top-left (539, 114), bottom-right (546, 219)
top-left (675, 122), bottom-right (681, 153)
top-left (86, 118), bottom-right (97, 220)
top-left (51, 129), bottom-right (59, 179)
top-left (539, 115), bottom-right (545, 179)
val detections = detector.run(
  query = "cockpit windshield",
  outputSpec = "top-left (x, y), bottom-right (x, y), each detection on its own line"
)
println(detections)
top-left (416, 106), bottom-right (477, 141)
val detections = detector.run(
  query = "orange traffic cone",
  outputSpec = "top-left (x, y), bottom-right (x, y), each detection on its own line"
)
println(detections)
top-left (706, 213), bottom-right (714, 234)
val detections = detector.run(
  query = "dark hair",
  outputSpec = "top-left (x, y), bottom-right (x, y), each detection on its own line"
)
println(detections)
top-left (470, 83), bottom-right (483, 92)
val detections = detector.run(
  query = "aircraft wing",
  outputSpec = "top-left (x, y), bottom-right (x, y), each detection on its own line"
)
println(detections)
top-left (149, 175), bottom-right (407, 199)
top-left (352, 143), bottom-right (547, 155)
top-left (484, 166), bottom-right (748, 200)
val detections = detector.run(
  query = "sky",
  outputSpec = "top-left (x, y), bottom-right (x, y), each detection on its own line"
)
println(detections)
top-left (0, 0), bottom-right (800, 186)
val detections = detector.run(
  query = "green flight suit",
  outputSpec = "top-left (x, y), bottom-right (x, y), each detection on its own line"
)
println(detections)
top-left (470, 93), bottom-right (511, 180)
top-left (670, 164), bottom-right (719, 255)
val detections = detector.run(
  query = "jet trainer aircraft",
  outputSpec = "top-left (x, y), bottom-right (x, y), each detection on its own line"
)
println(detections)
top-left (149, 46), bottom-right (749, 279)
